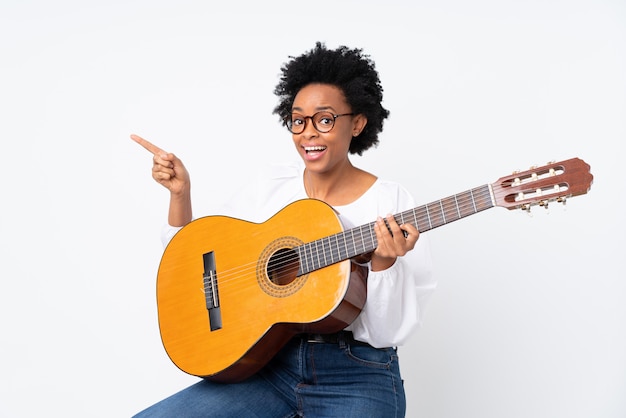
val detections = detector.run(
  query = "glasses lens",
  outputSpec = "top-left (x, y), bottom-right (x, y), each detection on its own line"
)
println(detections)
top-left (312, 112), bottom-right (335, 133)
top-left (288, 114), bottom-right (305, 134)
top-left (287, 112), bottom-right (338, 134)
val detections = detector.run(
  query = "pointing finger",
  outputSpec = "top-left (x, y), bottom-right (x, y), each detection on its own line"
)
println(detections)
top-left (130, 134), bottom-right (166, 156)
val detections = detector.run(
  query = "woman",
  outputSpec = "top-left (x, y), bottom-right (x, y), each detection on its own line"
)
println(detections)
top-left (132, 42), bottom-right (435, 417)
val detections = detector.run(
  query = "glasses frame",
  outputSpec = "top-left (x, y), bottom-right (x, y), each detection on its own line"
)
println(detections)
top-left (286, 111), bottom-right (354, 134)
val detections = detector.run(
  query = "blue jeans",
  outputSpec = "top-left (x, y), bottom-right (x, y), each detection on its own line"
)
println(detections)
top-left (133, 335), bottom-right (406, 417)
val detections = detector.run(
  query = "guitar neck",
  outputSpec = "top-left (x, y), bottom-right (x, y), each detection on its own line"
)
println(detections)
top-left (297, 184), bottom-right (494, 275)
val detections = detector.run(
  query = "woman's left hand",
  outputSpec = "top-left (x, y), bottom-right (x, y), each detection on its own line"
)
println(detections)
top-left (370, 215), bottom-right (419, 271)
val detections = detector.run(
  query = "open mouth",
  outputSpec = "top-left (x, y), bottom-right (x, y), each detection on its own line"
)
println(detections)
top-left (304, 146), bottom-right (327, 153)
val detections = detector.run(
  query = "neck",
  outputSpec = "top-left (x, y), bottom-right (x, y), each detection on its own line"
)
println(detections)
top-left (303, 163), bottom-right (355, 203)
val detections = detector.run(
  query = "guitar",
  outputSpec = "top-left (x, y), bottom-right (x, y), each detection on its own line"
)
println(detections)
top-left (156, 158), bottom-right (593, 382)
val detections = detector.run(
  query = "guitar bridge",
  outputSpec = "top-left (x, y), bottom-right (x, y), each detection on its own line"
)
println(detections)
top-left (203, 251), bottom-right (222, 331)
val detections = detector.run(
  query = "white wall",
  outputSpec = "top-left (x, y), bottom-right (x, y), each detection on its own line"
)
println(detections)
top-left (1, 1), bottom-right (624, 417)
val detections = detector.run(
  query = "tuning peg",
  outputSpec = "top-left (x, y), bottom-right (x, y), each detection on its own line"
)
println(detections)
top-left (521, 204), bottom-right (534, 217)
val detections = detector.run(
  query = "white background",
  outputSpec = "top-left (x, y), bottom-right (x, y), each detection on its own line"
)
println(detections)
top-left (1, 1), bottom-right (624, 417)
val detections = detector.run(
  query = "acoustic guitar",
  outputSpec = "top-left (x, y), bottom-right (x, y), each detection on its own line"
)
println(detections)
top-left (155, 158), bottom-right (593, 382)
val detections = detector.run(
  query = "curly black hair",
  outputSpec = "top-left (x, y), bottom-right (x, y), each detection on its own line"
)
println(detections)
top-left (273, 42), bottom-right (389, 156)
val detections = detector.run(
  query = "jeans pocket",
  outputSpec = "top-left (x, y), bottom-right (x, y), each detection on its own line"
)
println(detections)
top-left (344, 345), bottom-right (396, 369)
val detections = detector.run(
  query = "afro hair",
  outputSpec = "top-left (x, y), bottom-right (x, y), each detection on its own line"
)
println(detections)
top-left (273, 42), bottom-right (389, 155)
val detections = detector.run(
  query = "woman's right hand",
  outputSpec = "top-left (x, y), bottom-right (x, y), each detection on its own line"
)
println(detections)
top-left (131, 134), bottom-right (193, 226)
top-left (130, 134), bottom-right (190, 196)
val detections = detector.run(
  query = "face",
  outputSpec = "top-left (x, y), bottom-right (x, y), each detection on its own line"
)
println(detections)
top-left (290, 83), bottom-right (367, 175)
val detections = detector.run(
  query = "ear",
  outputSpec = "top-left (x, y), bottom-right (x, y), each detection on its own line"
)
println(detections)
top-left (352, 114), bottom-right (368, 137)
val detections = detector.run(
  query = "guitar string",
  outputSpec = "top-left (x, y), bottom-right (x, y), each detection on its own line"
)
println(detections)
top-left (197, 189), bottom-right (494, 292)
top-left (203, 212), bottom-right (495, 302)
top-left (190, 162), bottom-right (583, 292)
top-left (207, 189), bottom-right (493, 291)
top-left (189, 189), bottom-right (494, 295)
top-left (167, 160), bottom-right (580, 292)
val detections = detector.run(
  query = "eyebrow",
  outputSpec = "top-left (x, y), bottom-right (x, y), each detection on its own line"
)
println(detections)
top-left (291, 105), bottom-right (336, 113)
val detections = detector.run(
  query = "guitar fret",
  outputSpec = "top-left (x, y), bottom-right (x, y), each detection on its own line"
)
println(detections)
top-left (303, 242), bottom-right (310, 271)
top-left (416, 206), bottom-right (428, 232)
top-left (307, 242), bottom-right (314, 271)
top-left (439, 200), bottom-right (446, 224)
top-left (441, 196), bottom-right (459, 223)
top-left (315, 240), bottom-right (321, 270)
top-left (350, 229), bottom-right (356, 257)
top-left (370, 222), bottom-right (376, 250)
top-left (309, 242), bottom-right (317, 271)
top-left (456, 190), bottom-right (473, 218)
top-left (361, 226), bottom-right (367, 254)
top-left (356, 223), bottom-right (372, 255)
top-left (299, 245), bottom-right (309, 273)
top-left (469, 189), bottom-right (477, 213)
top-left (411, 207), bottom-right (420, 231)
top-left (424, 204), bottom-right (433, 230)
top-left (428, 202), bottom-right (444, 228)
top-left (324, 238), bottom-right (333, 266)
top-left (317, 238), bottom-right (323, 268)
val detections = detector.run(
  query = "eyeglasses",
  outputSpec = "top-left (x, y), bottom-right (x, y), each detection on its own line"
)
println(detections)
top-left (286, 111), bottom-right (354, 134)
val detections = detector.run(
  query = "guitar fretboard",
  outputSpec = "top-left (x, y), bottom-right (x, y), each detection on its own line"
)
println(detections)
top-left (296, 184), bottom-right (494, 275)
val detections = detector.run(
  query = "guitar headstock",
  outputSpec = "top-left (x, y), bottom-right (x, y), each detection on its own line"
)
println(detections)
top-left (491, 158), bottom-right (593, 211)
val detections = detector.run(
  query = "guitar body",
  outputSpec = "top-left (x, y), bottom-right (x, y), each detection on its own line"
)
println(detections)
top-left (156, 199), bottom-right (368, 382)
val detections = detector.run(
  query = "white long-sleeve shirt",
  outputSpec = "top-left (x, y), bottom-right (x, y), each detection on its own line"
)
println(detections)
top-left (161, 161), bottom-right (436, 348)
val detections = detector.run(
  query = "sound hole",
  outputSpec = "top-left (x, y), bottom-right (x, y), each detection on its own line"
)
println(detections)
top-left (267, 248), bottom-right (299, 286)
